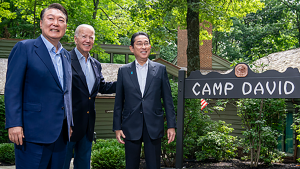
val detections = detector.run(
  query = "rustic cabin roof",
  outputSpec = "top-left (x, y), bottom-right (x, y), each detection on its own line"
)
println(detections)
top-left (0, 59), bottom-right (122, 95)
top-left (252, 48), bottom-right (300, 73)
top-left (0, 59), bottom-right (6, 94)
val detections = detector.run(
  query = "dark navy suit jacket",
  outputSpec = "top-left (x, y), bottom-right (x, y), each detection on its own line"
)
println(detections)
top-left (70, 48), bottom-right (116, 142)
top-left (5, 36), bottom-right (73, 144)
top-left (113, 60), bottom-right (176, 140)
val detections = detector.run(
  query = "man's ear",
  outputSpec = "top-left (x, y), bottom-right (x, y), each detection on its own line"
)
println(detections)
top-left (74, 36), bottom-right (77, 45)
top-left (40, 20), bottom-right (43, 29)
top-left (129, 45), bottom-right (134, 52)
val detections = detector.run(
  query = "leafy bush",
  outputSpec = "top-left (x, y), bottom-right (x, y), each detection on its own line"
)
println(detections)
top-left (161, 80), bottom-right (238, 167)
top-left (92, 138), bottom-right (121, 150)
top-left (91, 139), bottom-right (125, 169)
top-left (291, 104), bottom-right (300, 163)
top-left (196, 121), bottom-right (238, 161)
top-left (0, 95), bottom-right (8, 143)
top-left (237, 98), bottom-right (286, 167)
top-left (0, 143), bottom-right (15, 164)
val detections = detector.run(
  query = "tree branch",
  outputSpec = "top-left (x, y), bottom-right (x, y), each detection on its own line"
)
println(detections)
top-left (97, 7), bottom-right (121, 29)
top-left (111, 0), bottom-right (124, 10)
top-left (280, 0), bottom-right (298, 11)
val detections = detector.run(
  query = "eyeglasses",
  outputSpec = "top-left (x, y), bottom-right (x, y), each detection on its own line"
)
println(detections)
top-left (135, 42), bottom-right (150, 47)
top-left (79, 35), bottom-right (94, 41)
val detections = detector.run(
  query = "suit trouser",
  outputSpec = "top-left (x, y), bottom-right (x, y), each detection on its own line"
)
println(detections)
top-left (124, 118), bottom-right (161, 169)
top-left (15, 119), bottom-right (68, 169)
top-left (63, 134), bottom-right (92, 169)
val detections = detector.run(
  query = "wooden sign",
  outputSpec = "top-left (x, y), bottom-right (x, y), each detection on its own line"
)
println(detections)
top-left (184, 64), bottom-right (300, 98)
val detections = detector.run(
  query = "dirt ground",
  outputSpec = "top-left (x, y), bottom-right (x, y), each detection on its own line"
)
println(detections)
top-left (139, 159), bottom-right (300, 169)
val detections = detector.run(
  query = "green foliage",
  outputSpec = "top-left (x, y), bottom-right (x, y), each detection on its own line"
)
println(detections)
top-left (0, 95), bottom-right (8, 143)
top-left (1, 0), bottom-right (139, 50)
top-left (158, 40), bottom-right (177, 63)
top-left (161, 80), bottom-right (238, 167)
top-left (196, 129), bottom-right (237, 161)
top-left (213, 0), bottom-right (299, 62)
top-left (0, 0), bottom-right (264, 71)
top-left (91, 139), bottom-right (125, 169)
top-left (0, 143), bottom-right (15, 164)
top-left (292, 104), bottom-right (300, 162)
top-left (237, 98), bottom-right (286, 167)
top-left (130, 0), bottom-right (263, 73)
top-left (0, 2), bottom-right (16, 23)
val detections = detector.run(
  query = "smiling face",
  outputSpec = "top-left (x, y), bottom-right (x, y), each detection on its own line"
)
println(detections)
top-left (40, 8), bottom-right (67, 46)
top-left (74, 26), bottom-right (95, 58)
top-left (129, 35), bottom-right (151, 64)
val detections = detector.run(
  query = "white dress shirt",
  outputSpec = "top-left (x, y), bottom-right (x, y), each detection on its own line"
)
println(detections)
top-left (136, 59), bottom-right (148, 97)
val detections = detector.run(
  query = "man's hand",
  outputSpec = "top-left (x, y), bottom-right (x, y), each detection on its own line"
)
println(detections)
top-left (115, 130), bottom-right (126, 144)
top-left (167, 128), bottom-right (176, 144)
top-left (70, 127), bottom-right (73, 138)
top-left (8, 127), bottom-right (24, 145)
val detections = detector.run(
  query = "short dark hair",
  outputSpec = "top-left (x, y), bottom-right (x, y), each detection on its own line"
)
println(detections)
top-left (40, 3), bottom-right (68, 23)
top-left (130, 32), bottom-right (150, 47)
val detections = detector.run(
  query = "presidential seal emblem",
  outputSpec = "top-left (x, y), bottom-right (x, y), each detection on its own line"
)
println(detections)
top-left (235, 64), bottom-right (248, 77)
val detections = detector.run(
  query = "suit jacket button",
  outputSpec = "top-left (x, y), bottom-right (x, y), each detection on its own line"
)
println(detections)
top-left (87, 111), bottom-right (89, 114)
top-left (89, 97), bottom-right (91, 100)
top-left (61, 107), bottom-right (64, 110)
top-left (140, 112), bottom-right (143, 114)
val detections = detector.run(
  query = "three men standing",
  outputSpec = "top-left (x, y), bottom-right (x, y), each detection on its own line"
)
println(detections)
top-left (63, 24), bottom-right (116, 169)
top-left (5, 5), bottom-right (175, 168)
top-left (5, 3), bottom-right (72, 169)
top-left (113, 32), bottom-right (176, 169)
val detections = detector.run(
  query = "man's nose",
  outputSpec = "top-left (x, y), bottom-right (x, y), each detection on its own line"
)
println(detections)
top-left (53, 19), bottom-right (58, 26)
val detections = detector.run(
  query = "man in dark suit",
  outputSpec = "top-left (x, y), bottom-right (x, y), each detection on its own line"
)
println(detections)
top-left (63, 24), bottom-right (116, 169)
top-left (5, 3), bottom-right (72, 169)
top-left (113, 32), bottom-right (176, 169)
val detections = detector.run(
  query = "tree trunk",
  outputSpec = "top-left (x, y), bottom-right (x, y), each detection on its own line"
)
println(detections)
top-left (255, 99), bottom-right (264, 167)
top-left (250, 138), bottom-right (254, 167)
top-left (186, 0), bottom-right (199, 76)
top-left (93, 0), bottom-right (100, 19)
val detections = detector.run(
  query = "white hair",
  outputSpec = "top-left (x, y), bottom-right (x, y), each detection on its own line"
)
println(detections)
top-left (74, 24), bottom-right (95, 37)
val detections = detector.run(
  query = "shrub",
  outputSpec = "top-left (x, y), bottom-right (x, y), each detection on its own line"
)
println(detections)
top-left (91, 139), bottom-right (125, 169)
top-left (161, 80), bottom-right (238, 167)
top-left (0, 95), bottom-right (8, 143)
top-left (195, 121), bottom-right (238, 161)
top-left (237, 98), bottom-right (286, 167)
top-left (0, 143), bottom-right (15, 164)
top-left (92, 138), bottom-right (121, 150)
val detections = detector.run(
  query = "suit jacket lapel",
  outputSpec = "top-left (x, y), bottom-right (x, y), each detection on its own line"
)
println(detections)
top-left (34, 36), bottom-right (63, 91)
top-left (90, 58), bottom-right (100, 95)
top-left (71, 49), bottom-right (88, 90)
top-left (128, 61), bottom-right (142, 96)
top-left (144, 60), bottom-right (156, 96)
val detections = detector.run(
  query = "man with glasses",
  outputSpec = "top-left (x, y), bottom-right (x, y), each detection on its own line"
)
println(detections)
top-left (63, 24), bottom-right (116, 169)
top-left (113, 32), bottom-right (176, 169)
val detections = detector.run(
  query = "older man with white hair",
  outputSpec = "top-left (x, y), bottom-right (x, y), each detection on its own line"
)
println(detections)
top-left (63, 24), bottom-right (116, 169)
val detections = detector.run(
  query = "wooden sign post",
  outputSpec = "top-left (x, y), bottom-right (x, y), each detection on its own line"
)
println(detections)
top-left (175, 63), bottom-right (300, 168)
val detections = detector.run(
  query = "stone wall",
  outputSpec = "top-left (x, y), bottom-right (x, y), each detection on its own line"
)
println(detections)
top-left (0, 59), bottom-right (7, 94)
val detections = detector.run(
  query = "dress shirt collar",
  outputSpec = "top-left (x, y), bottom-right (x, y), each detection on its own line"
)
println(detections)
top-left (135, 59), bottom-right (149, 68)
top-left (41, 34), bottom-right (63, 54)
top-left (75, 47), bottom-right (91, 62)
